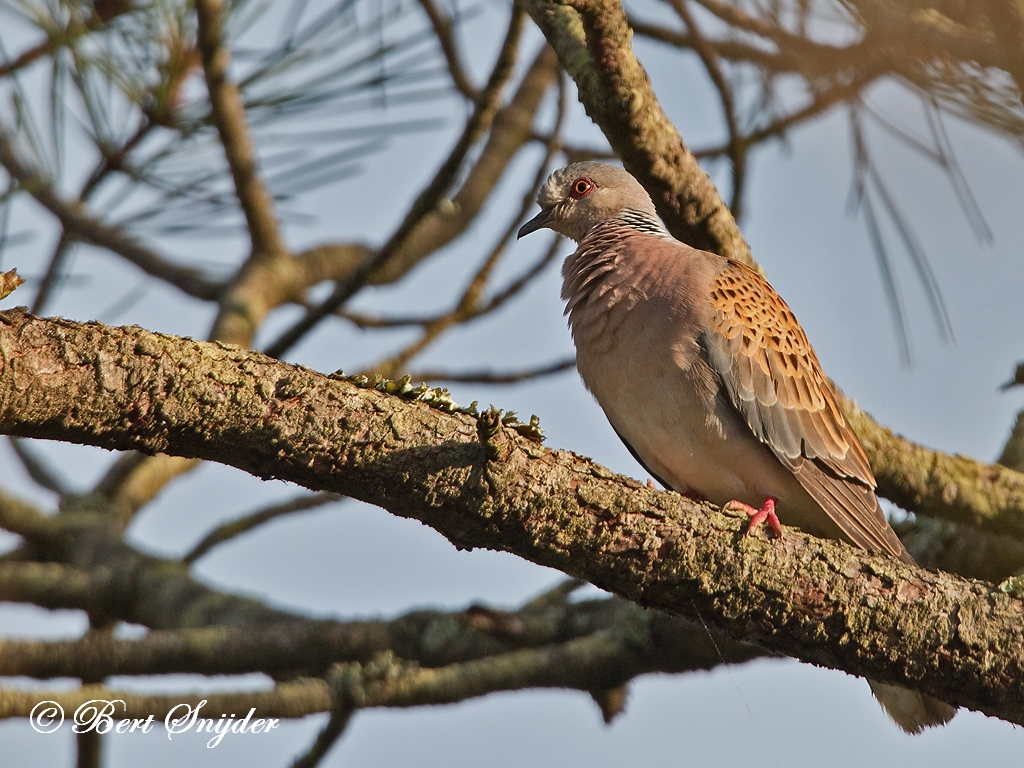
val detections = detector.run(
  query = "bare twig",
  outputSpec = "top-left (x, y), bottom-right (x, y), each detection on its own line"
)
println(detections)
top-left (102, 455), bottom-right (201, 529)
top-left (0, 562), bottom-right (105, 611)
top-left (30, 231), bottom-right (73, 314)
top-left (290, 707), bottom-right (354, 768)
top-left (0, 621), bottom-right (765, 722)
top-left (416, 0), bottom-right (479, 100)
top-left (364, 75), bottom-right (566, 378)
top-left (0, 40), bottom-right (52, 79)
top-left (7, 438), bottom-right (68, 496)
top-left (184, 493), bottom-right (343, 564)
top-left (667, 0), bottom-right (747, 217)
top-left (263, 8), bottom-right (526, 358)
top-left (195, 0), bottom-right (288, 260)
top-left (0, 126), bottom-right (224, 300)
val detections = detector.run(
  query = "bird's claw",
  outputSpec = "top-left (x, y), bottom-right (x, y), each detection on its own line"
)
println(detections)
top-left (723, 497), bottom-right (782, 539)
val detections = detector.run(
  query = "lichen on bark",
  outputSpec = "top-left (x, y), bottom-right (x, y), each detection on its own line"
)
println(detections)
top-left (1, 310), bottom-right (1023, 724)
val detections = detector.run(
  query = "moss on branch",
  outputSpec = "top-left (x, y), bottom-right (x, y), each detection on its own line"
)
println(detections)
top-left (0, 311), bottom-right (1023, 723)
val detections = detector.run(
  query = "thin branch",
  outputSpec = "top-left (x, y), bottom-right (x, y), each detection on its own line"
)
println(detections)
top-left (339, 230), bottom-right (562, 333)
top-left (290, 707), bottom-right (354, 768)
top-left (288, 45), bottom-right (558, 298)
top-left (667, 0), bottom-right (747, 217)
top-left (103, 455), bottom-right (201, 529)
top-left (0, 487), bottom-right (52, 539)
top-left (7, 438), bottom-right (69, 495)
top-left (0, 562), bottom-right (106, 612)
top-left (0, 126), bottom-right (224, 301)
top-left (364, 78), bottom-right (567, 379)
top-left (0, 586), bottom-right (761, 681)
top-left (183, 492), bottom-right (343, 564)
top-left (195, 0), bottom-right (288, 260)
top-left (262, 7), bottom-right (526, 358)
top-left (689, 0), bottom-right (828, 50)
top-left (897, 515), bottom-right (1024, 583)
top-left (32, 121), bottom-right (160, 314)
top-left (0, 40), bottom-right (52, 79)
top-left (91, 453), bottom-right (149, 501)
top-left (549, 60), bottom-right (884, 166)
top-left (0, 621), bottom-right (765, 722)
top-left (629, 17), bottom-right (784, 70)
top-left (76, 732), bottom-right (102, 768)
top-left (416, 0), bottom-right (479, 100)
top-left (848, 106), bottom-right (912, 364)
top-left (30, 230), bottom-right (73, 314)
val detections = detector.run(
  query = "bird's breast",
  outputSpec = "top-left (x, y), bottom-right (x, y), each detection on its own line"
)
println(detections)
top-left (563, 246), bottom-right (814, 511)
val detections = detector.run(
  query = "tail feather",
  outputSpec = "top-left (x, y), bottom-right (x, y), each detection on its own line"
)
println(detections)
top-left (868, 679), bottom-right (957, 734)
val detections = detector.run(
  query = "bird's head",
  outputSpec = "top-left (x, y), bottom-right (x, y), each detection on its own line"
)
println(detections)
top-left (517, 162), bottom-right (659, 243)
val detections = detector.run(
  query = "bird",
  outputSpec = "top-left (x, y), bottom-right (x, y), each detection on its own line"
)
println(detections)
top-left (517, 161), bottom-right (956, 733)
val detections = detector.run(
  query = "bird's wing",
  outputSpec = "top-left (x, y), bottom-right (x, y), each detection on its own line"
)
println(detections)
top-left (702, 258), bottom-right (906, 559)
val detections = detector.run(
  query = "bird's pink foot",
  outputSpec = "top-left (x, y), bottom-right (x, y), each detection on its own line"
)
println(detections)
top-left (723, 497), bottom-right (782, 539)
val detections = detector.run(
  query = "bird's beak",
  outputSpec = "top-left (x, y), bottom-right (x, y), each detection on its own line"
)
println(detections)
top-left (517, 208), bottom-right (552, 239)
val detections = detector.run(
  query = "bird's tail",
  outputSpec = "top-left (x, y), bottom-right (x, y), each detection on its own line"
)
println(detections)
top-left (868, 679), bottom-right (957, 734)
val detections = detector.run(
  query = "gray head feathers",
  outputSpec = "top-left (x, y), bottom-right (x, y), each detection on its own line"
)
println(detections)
top-left (518, 162), bottom-right (663, 243)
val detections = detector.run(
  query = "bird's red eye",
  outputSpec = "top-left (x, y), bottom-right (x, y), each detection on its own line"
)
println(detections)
top-left (570, 178), bottom-right (594, 199)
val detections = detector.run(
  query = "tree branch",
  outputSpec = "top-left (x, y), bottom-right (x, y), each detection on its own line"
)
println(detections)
top-left (263, 8), bottom-right (527, 358)
top-left (667, 0), bottom-right (747, 217)
top-left (841, 394), bottom-right (1024, 539)
top-left (183, 492), bottom-right (343, 564)
top-left (416, 0), bottom-right (479, 100)
top-left (517, 0), bottom-right (754, 266)
top-left (410, 357), bottom-right (575, 385)
top-left (1, 313), bottom-right (1023, 722)
top-left (0, 616), bottom-right (765, 722)
top-left (0, 127), bottom-right (224, 301)
top-left (0, 590), bottom-right (762, 680)
top-left (7, 437), bottom-right (69, 495)
top-left (195, 0), bottom-right (288, 260)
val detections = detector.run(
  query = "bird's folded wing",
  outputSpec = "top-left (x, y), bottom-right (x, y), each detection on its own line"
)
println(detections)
top-left (702, 259), bottom-right (905, 559)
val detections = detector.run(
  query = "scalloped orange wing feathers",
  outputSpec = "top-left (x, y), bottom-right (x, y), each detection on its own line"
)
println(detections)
top-left (703, 259), bottom-right (907, 561)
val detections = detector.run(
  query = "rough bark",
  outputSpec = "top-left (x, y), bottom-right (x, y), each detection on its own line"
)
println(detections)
top-left (517, 0), bottom-right (755, 266)
top-left (1, 311), bottom-right (1023, 724)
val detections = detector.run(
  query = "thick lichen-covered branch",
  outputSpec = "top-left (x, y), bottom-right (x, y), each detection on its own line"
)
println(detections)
top-left (1, 313), bottom-right (1024, 723)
